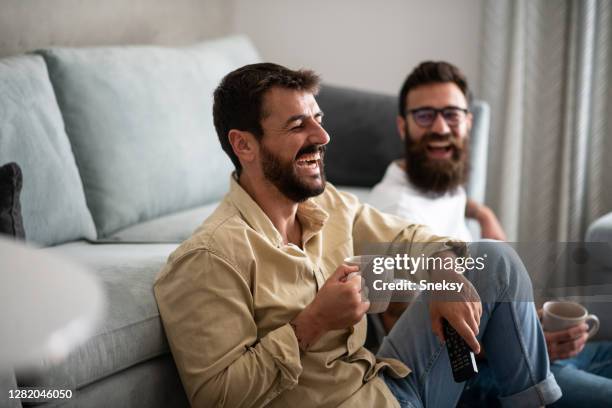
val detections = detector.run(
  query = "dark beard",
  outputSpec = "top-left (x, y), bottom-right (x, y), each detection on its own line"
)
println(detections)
top-left (260, 143), bottom-right (326, 203)
top-left (404, 128), bottom-right (470, 196)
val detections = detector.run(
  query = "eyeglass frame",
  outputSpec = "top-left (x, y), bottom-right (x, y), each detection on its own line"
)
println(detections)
top-left (405, 106), bottom-right (470, 128)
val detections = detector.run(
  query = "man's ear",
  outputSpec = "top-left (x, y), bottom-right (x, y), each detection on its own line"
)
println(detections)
top-left (396, 116), bottom-right (407, 141)
top-left (466, 111), bottom-right (473, 132)
top-left (228, 129), bottom-right (257, 164)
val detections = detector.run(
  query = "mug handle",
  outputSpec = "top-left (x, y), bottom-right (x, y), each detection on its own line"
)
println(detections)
top-left (586, 314), bottom-right (600, 339)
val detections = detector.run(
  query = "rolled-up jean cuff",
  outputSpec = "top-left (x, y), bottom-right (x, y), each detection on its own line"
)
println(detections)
top-left (499, 374), bottom-right (562, 408)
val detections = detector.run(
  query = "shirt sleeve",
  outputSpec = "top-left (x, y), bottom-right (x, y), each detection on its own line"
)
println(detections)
top-left (351, 201), bottom-right (466, 279)
top-left (154, 249), bottom-right (302, 408)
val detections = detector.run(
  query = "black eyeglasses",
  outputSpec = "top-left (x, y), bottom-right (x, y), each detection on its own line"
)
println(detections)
top-left (407, 106), bottom-right (469, 128)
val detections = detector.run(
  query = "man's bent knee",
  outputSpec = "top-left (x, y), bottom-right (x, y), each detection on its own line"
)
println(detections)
top-left (468, 240), bottom-right (534, 302)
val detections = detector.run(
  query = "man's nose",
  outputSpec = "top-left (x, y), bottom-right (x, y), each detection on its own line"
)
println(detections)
top-left (431, 112), bottom-right (451, 134)
top-left (310, 122), bottom-right (330, 146)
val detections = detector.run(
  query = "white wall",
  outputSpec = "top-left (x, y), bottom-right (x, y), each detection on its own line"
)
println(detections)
top-left (231, 0), bottom-right (484, 96)
top-left (0, 0), bottom-right (232, 57)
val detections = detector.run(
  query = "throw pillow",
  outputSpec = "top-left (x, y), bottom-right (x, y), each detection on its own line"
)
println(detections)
top-left (0, 162), bottom-right (25, 239)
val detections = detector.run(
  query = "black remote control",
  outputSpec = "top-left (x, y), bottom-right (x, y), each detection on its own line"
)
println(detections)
top-left (443, 319), bottom-right (478, 382)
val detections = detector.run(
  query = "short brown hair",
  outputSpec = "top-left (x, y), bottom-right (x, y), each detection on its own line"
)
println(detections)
top-left (398, 61), bottom-right (471, 116)
top-left (213, 63), bottom-right (321, 173)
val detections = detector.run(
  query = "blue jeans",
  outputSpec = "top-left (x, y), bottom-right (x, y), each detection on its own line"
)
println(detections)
top-left (464, 341), bottom-right (612, 408)
top-left (376, 241), bottom-right (562, 408)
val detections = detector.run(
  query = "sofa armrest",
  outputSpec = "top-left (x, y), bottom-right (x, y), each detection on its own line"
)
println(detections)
top-left (586, 212), bottom-right (612, 240)
top-left (583, 212), bottom-right (612, 340)
top-left (465, 101), bottom-right (490, 205)
top-left (585, 212), bottom-right (612, 281)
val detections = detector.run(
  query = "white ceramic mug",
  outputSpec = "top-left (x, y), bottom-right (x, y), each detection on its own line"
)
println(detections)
top-left (542, 301), bottom-right (600, 339)
top-left (343, 255), bottom-right (394, 314)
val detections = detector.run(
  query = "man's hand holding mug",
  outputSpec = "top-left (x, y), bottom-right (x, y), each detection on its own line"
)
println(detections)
top-left (539, 301), bottom-right (600, 361)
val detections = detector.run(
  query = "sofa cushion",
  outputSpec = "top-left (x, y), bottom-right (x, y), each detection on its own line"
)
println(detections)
top-left (0, 162), bottom-right (25, 239)
top-left (19, 242), bottom-right (178, 389)
top-left (0, 55), bottom-right (96, 246)
top-left (102, 202), bottom-right (219, 243)
top-left (37, 36), bottom-right (260, 237)
top-left (40, 355), bottom-right (189, 408)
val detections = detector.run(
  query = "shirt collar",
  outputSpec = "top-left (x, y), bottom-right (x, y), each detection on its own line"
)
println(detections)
top-left (228, 174), bottom-right (329, 247)
top-left (297, 195), bottom-right (329, 243)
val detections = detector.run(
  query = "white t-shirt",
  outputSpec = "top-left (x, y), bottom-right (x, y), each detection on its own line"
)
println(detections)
top-left (368, 161), bottom-right (473, 241)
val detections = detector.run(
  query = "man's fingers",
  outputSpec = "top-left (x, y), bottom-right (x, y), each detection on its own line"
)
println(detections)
top-left (337, 264), bottom-right (360, 281)
top-left (545, 323), bottom-right (588, 343)
top-left (455, 320), bottom-right (480, 354)
top-left (471, 302), bottom-right (482, 335)
top-left (548, 332), bottom-right (588, 361)
top-left (563, 343), bottom-right (586, 359)
top-left (554, 341), bottom-right (586, 360)
top-left (462, 304), bottom-right (480, 336)
top-left (555, 333), bottom-right (588, 354)
top-left (345, 274), bottom-right (364, 292)
top-left (468, 313), bottom-right (479, 337)
top-left (571, 323), bottom-right (589, 337)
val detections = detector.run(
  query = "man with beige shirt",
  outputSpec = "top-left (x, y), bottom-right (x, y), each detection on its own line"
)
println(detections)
top-left (154, 63), bottom-right (561, 407)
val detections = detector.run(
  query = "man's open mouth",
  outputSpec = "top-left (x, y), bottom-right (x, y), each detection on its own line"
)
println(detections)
top-left (426, 141), bottom-right (453, 155)
top-left (296, 152), bottom-right (321, 169)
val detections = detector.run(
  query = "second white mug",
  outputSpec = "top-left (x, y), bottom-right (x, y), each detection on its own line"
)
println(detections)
top-left (542, 300), bottom-right (600, 339)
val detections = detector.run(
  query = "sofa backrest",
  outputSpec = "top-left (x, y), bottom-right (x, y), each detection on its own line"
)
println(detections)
top-left (317, 85), bottom-right (402, 188)
top-left (0, 55), bottom-right (96, 246)
top-left (36, 36), bottom-right (260, 238)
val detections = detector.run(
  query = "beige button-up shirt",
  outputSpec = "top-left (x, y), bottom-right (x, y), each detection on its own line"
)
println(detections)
top-left (154, 177), bottom-right (461, 408)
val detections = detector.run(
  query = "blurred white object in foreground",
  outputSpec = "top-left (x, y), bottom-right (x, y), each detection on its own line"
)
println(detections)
top-left (0, 236), bottom-right (105, 369)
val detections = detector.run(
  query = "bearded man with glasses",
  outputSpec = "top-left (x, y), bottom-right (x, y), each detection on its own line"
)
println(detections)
top-left (370, 61), bottom-right (505, 247)
top-left (368, 61), bottom-right (612, 408)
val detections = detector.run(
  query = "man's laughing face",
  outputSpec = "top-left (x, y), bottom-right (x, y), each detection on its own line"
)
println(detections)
top-left (398, 82), bottom-right (472, 195)
top-left (258, 87), bottom-right (329, 202)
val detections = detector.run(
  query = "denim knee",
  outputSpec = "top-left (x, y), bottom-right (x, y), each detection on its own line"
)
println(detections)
top-left (468, 240), bottom-right (534, 302)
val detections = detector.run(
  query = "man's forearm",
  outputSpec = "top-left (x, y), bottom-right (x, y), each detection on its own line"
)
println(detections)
top-left (466, 199), bottom-right (507, 240)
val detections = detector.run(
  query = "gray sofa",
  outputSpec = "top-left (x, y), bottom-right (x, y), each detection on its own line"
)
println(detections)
top-left (2, 34), bottom-right (609, 408)
top-left (1, 35), bottom-right (260, 408)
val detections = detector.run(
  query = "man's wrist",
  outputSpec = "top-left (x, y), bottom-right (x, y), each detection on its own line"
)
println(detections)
top-left (290, 305), bottom-right (325, 351)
